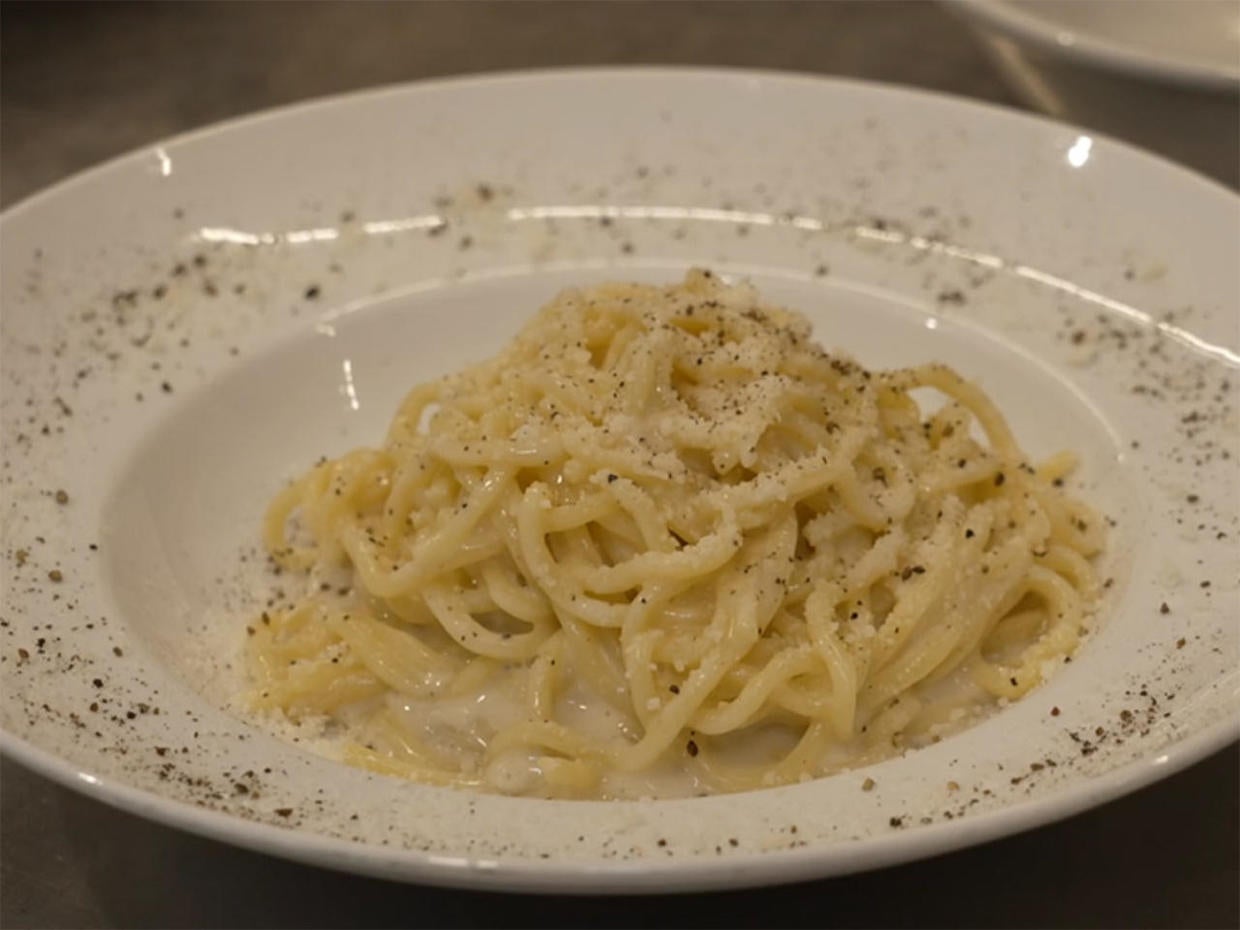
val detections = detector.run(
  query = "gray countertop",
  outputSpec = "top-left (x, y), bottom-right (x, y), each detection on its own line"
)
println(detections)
top-left (2, 3), bottom-right (1237, 927)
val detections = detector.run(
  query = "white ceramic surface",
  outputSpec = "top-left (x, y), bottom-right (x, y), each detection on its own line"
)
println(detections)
top-left (1, 69), bottom-right (1237, 893)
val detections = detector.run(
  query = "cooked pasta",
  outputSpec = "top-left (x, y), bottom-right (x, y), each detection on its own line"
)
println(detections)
top-left (246, 269), bottom-right (1104, 798)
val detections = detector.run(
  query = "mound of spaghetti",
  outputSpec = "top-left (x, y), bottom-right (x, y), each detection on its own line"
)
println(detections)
top-left (247, 269), bottom-right (1103, 798)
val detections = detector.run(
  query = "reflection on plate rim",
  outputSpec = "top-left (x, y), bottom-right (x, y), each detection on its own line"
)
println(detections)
top-left (1, 67), bottom-right (1237, 893)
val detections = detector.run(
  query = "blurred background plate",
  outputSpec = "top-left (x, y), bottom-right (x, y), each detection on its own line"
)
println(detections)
top-left (950, 0), bottom-right (1240, 183)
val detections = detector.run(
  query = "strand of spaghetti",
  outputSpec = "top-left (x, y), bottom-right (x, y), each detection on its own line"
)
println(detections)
top-left (485, 719), bottom-right (601, 760)
top-left (381, 457), bottom-right (435, 536)
top-left (619, 580), bottom-right (695, 728)
top-left (898, 364), bottom-right (1020, 456)
top-left (867, 502), bottom-right (980, 668)
top-left (804, 583), bottom-right (862, 738)
top-left (428, 435), bottom-right (566, 468)
top-left (649, 512), bottom-right (797, 673)
top-left (384, 382), bottom-right (444, 446)
top-left (968, 562), bottom-right (1082, 699)
top-left (514, 486), bottom-right (634, 628)
top-left (604, 477), bottom-right (678, 553)
top-left (1038, 544), bottom-right (1100, 598)
top-left (565, 507), bottom-right (741, 595)
top-left (704, 427), bottom-right (874, 520)
top-left (610, 577), bottom-right (764, 772)
top-left (1032, 482), bottom-right (1107, 554)
top-left (859, 534), bottom-right (1030, 718)
top-left (480, 557), bottom-right (555, 626)
top-left (421, 582), bottom-right (553, 661)
top-left (337, 467), bottom-right (515, 597)
top-left (252, 662), bottom-right (386, 715)
top-left (526, 632), bottom-right (567, 720)
top-left (693, 646), bottom-right (821, 734)
top-left (1035, 450), bottom-right (1079, 483)
top-left (620, 628), bottom-right (665, 728)
top-left (841, 528), bottom-right (907, 596)
top-left (327, 613), bottom-right (459, 697)
top-left (263, 473), bottom-right (329, 569)
top-left (771, 671), bottom-right (847, 723)
top-left (300, 450), bottom-right (396, 547)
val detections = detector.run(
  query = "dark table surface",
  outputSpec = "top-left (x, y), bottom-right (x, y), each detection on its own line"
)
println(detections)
top-left (2, 3), bottom-right (1237, 927)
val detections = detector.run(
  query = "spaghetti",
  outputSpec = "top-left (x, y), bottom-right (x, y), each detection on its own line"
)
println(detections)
top-left (246, 270), bottom-right (1103, 798)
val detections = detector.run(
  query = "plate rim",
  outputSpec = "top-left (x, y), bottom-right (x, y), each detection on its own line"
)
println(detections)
top-left (2, 65), bottom-right (1238, 893)
top-left (3, 719), bottom-right (1236, 893)
top-left (2, 64), bottom-right (1238, 226)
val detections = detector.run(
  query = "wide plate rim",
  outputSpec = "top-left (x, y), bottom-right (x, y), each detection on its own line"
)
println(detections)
top-left (3, 718), bottom-right (1236, 893)
top-left (2, 65), bottom-right (1238, 228)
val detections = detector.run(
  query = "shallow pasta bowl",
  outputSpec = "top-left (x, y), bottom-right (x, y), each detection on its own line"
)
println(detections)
top-left (1, 68), bottom-right (1237, 892)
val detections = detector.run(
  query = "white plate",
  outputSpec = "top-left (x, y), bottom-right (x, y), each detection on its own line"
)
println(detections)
top-left (1, 69), bottom-right (1237, 893)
